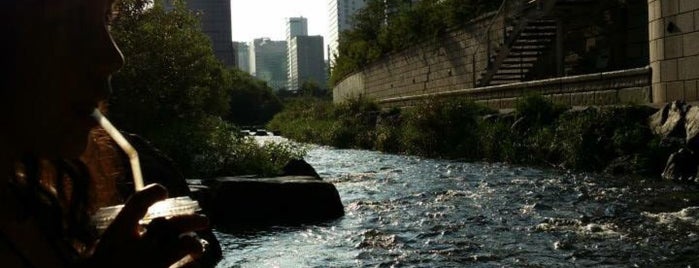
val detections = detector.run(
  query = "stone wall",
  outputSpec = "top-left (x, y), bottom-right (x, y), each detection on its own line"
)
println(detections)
top-left (334, 1), bottom-right (676, 109)
top-left (377, 67), bottom-right (651, 109)
top-left (649, 0), bottom-right (699, 103)
top-left (333, 72), bottom-right (365, 103)
top-left (333, 11), bottom-right (506, 102)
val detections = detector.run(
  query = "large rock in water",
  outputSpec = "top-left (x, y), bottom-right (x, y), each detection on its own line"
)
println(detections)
top-left (685, 106), bottom-right (699, 150)
top-left (200, 176), bottom-right (344, 228)
top-left (649, 100), bottom-right (688, 139)
top-left (662, 148), bottom-right (699, 182)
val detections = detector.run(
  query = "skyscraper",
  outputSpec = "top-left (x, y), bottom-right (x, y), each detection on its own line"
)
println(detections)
top-left (327, 0), bottom-right (368, 66)
top-left (250, 38), bottom-right (288, 90)
top-left (166, 0), bottom-right (234, 66)
top-left (233, 42), bottom-right (250, 73)
top-left (286, 17), bottom-right (310, 91)
top-left (288, 35), bottom-right (326, 91)
top-left (286, 17), bottom-right (309, 42)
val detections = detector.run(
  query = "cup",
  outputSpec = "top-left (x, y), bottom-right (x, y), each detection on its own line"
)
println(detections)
top-left (91, 196), bottom-right (202, 234)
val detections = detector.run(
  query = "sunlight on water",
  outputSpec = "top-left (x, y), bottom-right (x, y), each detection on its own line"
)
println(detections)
top-left (215, 146), bottom-right (699, 267)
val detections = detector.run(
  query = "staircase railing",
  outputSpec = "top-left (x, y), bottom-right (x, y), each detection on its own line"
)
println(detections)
top-left (476, 0), bottom-right (558, 87)
top-left (470, 0), bottom-right (511, 88)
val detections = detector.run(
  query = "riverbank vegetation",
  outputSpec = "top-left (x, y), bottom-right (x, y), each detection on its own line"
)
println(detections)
top-left (268, 95), bottom-right (678, 177)
top-left (330, 0), bottom-right (500, 85)
top-left (109, 0), bottom-right (299, 178)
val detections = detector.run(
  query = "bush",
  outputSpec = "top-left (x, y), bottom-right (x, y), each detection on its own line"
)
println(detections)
top-left (271, 93), bottom-right (670, 178)
top-left (400, 98), bottom-right (493, 159)
top-left (110, 0), bottom-right (304, 178)
top-left (267, 97), bottom-right (379, 149)
top-left (478, 120), bottom-right (517, 162)
top-left (184, 116), bottom-right (307, 178)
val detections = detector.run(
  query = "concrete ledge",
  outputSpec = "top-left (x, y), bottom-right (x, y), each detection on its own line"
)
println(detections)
top-left (378, 66), bottom-right (652, 108)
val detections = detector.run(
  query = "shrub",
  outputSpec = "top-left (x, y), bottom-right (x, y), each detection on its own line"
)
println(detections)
top-left (400, 98), bottom-right (492, 159)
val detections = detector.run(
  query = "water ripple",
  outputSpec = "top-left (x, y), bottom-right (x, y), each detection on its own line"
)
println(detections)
top-left (215, 147), bottom-right (699, 267)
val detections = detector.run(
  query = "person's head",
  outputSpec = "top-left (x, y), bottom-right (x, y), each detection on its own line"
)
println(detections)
top-left (2, 0), bottom-right (124, 159)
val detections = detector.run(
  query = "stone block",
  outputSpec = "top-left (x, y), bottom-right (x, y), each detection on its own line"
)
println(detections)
top-left (679, 55), bottom-right (699, 79)
top-left (680, 0), bottom-right (699, 13)
top-left (650, 0), bottom-right (662, 21)
top-left (686, 80), bottom-right (698, 101)
top-left (595, 90), bottom-right (619, 105)
top-left (657, 37), bottom-right (666, 60)
top-left (578, 92), bottom-right (595, 106)
top-left (551, 93), bottom-right (571, 106)
top-left (652, 83), bottom-right (667, 103)
top-left (652, 61), bottom-right (662, 86)
top-left (676, 11), bottom-right (695, 32)
top-left (650, 19), bottom-right (665, 40)
top-left (619, 87), bottom-right (651, 104)
top-left (667, 81), bottom-right (686, 100)
top-left (663, 0), bottom-right (680, 17)
top-left (665, 35), bottom-right (684, 58)
top-left (683, 31), bottom-right (699, 56)
top-left (661, 59), bottom-right (679, 81)
top-left (696, 11), bottom-right (699, 31)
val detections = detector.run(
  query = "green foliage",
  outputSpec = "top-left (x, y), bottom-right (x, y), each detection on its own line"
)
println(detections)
top-left (330, 0), bottom-right (500, 85)
top-left (266, 98), bottom-right (337, 144)
top-left (267, 97), bottom-right (379, 149)
top-left (514, 94), bottom-right (569, 129)
top-left (227, 68), bottom-right (283, 126)
top-left (109, 0), bottom-right (304, 178)
top-left (110, 1), bottom-right (230, 129)
top-left (375, 108), bottom-right (403, 153)
top-left (554, 106), bottom-right (658, 172)
top-left (271, 93), bottom-right (669, 177)
top-left (193, 132), bottom-right (308, 178)
top-left (400, 98), bottom-right (492, 159)
top-left (478, 120), bottom-right (518, 162)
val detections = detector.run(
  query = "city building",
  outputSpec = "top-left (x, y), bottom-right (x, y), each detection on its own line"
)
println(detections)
top-left (250, 38), bottom-right (288, 90)
top-left (288, 35), bottom-right (326, 91)
top-left (232, 41), bottom-right (250, 73)
top-left (286, 17), bottom-right (309, 42)
top-left (286, 17), bottom-right (310, 91)
top-left (164, 0), bottom-right (235, 66)
top-left (327, 0), bottom-right (368, 66)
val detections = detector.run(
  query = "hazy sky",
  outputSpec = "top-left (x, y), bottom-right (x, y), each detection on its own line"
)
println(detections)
top-left (230, 0), bottom-right (329, 42)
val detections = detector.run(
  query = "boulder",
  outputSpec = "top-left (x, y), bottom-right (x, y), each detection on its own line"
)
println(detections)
top-left (281, 159), bottom-right (321, 180)
top-left (662, 148), bottom-right (698, 182)
top-left (649, 100), bottom-right (688, 139)
top-left (201, 176), bottom-right (344, 228)
top-left (685, 106), bottom-right (699, 150)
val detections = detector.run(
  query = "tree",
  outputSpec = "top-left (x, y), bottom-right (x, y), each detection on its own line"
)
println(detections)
top-left (110, 0), bottom-right (230, 129)
top-left (108, 0), bottom-right (234, 176)
top-left (226, 69), bottom-right (283, 126)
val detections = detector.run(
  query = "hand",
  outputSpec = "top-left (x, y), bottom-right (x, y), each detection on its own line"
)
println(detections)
top-left (82, 184), bottom-right (209, 268)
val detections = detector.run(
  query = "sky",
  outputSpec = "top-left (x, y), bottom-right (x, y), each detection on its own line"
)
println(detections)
top-left (230, 0), bottom-right (329, 42)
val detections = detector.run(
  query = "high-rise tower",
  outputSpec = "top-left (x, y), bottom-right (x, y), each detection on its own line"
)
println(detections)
top-left (327, 0), bottom-right (368, 67)
top-left (166, 0), bottom-right (235, 66)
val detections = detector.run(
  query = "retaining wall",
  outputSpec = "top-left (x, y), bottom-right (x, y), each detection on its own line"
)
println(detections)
top-left (378, 66), bottom-right (651, 109)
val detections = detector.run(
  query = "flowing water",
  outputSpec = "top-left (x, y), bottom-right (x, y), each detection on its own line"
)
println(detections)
top-left (214, 145), bottom-right (699, 267)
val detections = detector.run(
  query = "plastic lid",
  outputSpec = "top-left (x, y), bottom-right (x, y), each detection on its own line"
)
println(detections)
top-left (91, 196), bottom-right (201, 233)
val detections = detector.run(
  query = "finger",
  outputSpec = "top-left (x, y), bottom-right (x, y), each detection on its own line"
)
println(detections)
top-left (144, 215), bottom-right (208, 241)
top-left (111, 184), bottom-right (168, 234)
top-left (160, 234), bottom-right (205, 268)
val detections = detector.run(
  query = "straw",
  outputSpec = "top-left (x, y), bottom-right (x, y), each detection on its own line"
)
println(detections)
top-left (91, 109), bottom-right (145, 191)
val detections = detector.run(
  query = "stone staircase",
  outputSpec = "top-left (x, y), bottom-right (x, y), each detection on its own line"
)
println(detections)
top-left (477, 0), bottom-right (595, 87)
